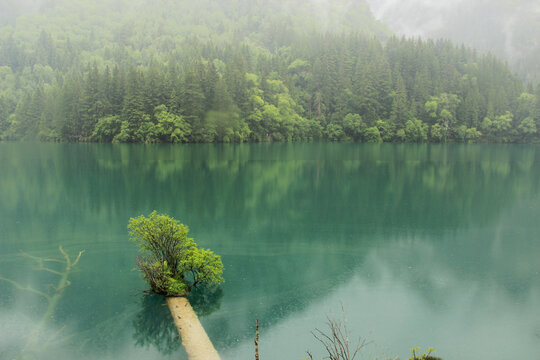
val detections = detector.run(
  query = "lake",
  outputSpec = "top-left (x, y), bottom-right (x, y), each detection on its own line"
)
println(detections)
top-left (1, 143), bottom-right (539, 360)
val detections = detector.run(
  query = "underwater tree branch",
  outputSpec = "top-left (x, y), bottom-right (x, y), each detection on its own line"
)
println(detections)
top-left (0, 275), bottom-right (52, 301)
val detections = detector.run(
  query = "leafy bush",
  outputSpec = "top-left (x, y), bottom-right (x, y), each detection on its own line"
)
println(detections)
top-left (409, 347), bottom-right (441, 360)
top-left (92, 116), bottom-right (122, 142)
top-left (129, 211), bottom-right (224, 296)
top-left (364, 126), bottom-right (382, 143)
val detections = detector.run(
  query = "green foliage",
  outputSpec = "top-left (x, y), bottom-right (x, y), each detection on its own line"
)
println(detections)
top-left (493, 112), bottom-right (513, 134)
top-left (465, 127), bottom-right (482, 142)
top-left (454, 125), bottom-right (468, 142)
top-left (364, 126), bottom-right (382, 143)
top-left (135, 260), bottom-right (188, 295)
top-left (517, 117), bottom-right (536, 141)
top-left (288, 59), bottom-right (311, 73)
top-left (113, 121), bottom-right (133, 143)
top-left (181, 248), bottom-right (224, 287)
top-left (396, 128), bottom-right (406, 142)
top-left (154, 105), bottom-right (191, 143)
top-left (1, 114), bottom-right (16, 140)
top-left (326, 123), bottom-right (345, 141)
top-left (376, 120), bottom-right (394, 142)
top-left (404, 119), bottom-right (428, 142)
top-left (409, 347), bottom-right (441, 360)
top-left (128, 211), bottom-right (224, 296)
top-left (92, 116), bottom-right (122, 142)
top-left (430, 123), bottom-right (445, 142)
top-left (485, 111), bottom-right (514, 142)
top-left (0, 0), bottom-right (535, 144)
top-left (425, 100), bottom-right (438, 119)
top-left (425, 93), bottom-right (460, 141)
top-left (135, 121), bottom-right (159, 144)
top-left (343, 113), bottom-right (365, 140)
top-left (204, 110), bottom-right (249, 143)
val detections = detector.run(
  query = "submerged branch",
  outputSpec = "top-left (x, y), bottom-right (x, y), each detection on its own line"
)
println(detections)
top-left (0, 275), bottom-right (51, 301)
top-left (59, 246), bottom-right (71, 268)
top-left (1, 246), bottom-right (84, 359)
top-left (20, 252), bottom-right (63, 264)
top-left (39, 267), bottom-right (63, 276)
top-left (71, 250), bottom-right (84, 267)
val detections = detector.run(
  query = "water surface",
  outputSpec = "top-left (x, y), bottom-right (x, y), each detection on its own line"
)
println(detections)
top-left (0, 143), bottom-right (539, 359)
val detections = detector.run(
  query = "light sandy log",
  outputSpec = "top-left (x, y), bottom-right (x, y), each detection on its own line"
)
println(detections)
top-left (166, 296), bottom-right (221, 360)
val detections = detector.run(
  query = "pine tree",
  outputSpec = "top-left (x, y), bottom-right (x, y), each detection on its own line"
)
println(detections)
top-left (122, 68), bottom-right (146, 136)
top-left (35, 30), bottom-right (57, 68)
top-left (390, 72), bottom-right (410, 129)
top-left (181, 69), bottom-right (206, 141)
top-left (80, 64), bottom-right (104, 137)
top-left (15, 87), bottom-right (45, 139)
top-left (224, 56), bottom-right (249, 114)
top-left (106, 66), bottom-right (123, 115)
top-left (144, 66), bottom-right (165, 117)
top-left (101, 65), bottom-right (113, 116)
top-left (0, 35), bottom-right (24, 71)
top-left (534, 85), bottom-right (540, 133)
top-left (0, 96), bottom-right (9, 135)
top-left (202, 62), bottom-right (220, 110)
top-left (56, 75), bottom-right (82, 141)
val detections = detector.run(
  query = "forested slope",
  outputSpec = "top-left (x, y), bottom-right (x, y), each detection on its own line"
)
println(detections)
top-left (367, 0), bottom-right (540, 85)
top-left (0, 0), bottom-right (538, 143)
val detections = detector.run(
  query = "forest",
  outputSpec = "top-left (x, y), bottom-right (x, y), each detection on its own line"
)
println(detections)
top-left (0, 0), bottom-right (539, 143)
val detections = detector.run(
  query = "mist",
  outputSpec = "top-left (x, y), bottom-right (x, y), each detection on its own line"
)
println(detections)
top-left (0, 0), bottom-right (45, 25)
top-left (366, 0), bottom-right (540, 83)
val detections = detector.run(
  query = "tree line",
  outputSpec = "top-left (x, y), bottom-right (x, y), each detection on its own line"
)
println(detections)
top-left (0, 1), bottom-right (538, 143)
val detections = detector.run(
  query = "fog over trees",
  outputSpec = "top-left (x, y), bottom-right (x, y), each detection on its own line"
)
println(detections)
top-left (0, 0), bottom-right (44, 25)
top-left (367, 0), bottom-right (540, 84)
top-left (0, 0), bottom-right (538, 143)
top-left (4, 0), bottom-right (539, 84)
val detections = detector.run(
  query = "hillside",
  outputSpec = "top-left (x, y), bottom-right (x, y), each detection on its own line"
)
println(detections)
top-left (0, 0), bottom-right (538, 143)
top-left (367, 0), bottom-right (540, 85)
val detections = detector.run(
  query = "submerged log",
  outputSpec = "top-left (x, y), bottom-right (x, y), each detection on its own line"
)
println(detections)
top-left (166, 296), bottom-right (221, 360)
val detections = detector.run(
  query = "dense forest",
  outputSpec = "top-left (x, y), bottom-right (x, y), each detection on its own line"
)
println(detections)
top-left (0, 0), bottom-right (539, 143)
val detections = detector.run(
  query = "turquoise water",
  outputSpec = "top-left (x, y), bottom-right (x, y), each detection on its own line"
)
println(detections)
top-left (0, 143), bottom-right (539, 359)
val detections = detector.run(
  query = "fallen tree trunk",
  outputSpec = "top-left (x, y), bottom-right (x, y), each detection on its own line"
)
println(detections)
top-left (166, 296), bottom-right (221, 360)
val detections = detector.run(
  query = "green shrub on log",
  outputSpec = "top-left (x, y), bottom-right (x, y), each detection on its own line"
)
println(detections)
top-left (129, 211), bottom-right (224, 296)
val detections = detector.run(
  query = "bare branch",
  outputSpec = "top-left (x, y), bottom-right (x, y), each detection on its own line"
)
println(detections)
top-left (72, 250), bottom-right (85, 267)
top-left (20, 252), bottom-right (62, 264)
top-left (0, 276), bottom-right (51, 301)
top-left (59, 246), bottom-right (71, 268)
top-left (307, 307), bottom-right (371, 360)
top-left (33, 266), bottom-right (63, 276)
top-left (254, 319), bottom-right (260, 360)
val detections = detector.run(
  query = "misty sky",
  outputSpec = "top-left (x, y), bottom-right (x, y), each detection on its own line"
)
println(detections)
top-left (367, 0), bottom-right (540, 38)
top-left (1, 0), bottom-right (539, 81)
top-left (366, 0), bottom-right (540, 81)
top-left (0, 0), bottom-right (42, 22)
